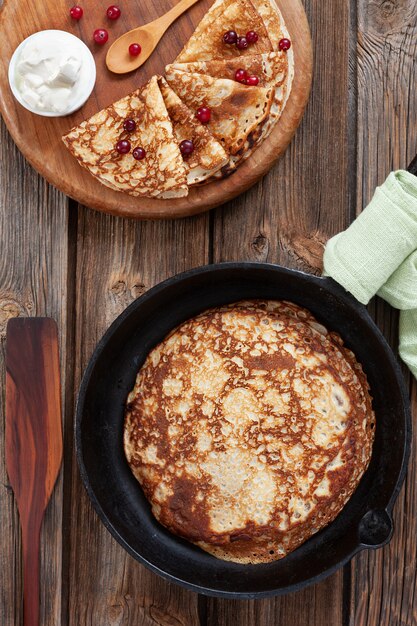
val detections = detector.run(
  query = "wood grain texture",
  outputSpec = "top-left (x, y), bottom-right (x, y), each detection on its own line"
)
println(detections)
top-left (1, 0), bottom-right (417, 624)
top-left (0, 117), bottom-right (70, 626)
top-left (67, 210), bottom-right (209, 624)
top-left (0, 0), bottom-right (312, 219)
top-left (106, 0), bottom-right (202, 73)
top-left (6, 318), bottom-right (63, 626)
top-left (351, 1), bottom-right (417, 624)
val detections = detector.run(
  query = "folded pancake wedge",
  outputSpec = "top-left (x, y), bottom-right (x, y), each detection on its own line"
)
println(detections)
top-left (165, 69), bottom-right (274, 156)
top-left (169, 0), bottom-right (295, 179)
top-left (175, 0), bottom-right (273, 63)
top-left (62, 76), bottom-right (188, 199)
top-left (168, 51), bottom-right (292, 133)
top-left (158, 77), bottom-right (228, 185)
top-left (168, 52), bottom-right (288, 90)
top-left (250, 0), bottom-right (283, 47)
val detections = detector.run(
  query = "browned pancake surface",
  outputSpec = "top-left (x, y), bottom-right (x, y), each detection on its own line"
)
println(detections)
top-left (63, 76), bottom-right (188, 198)
top-left (124, 301), bottom-right (375, 564)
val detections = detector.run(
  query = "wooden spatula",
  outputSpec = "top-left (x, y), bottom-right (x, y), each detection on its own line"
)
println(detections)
top-left (5, 318), bottom-right (63, 626)
top-left (106, 0), bottom-right (201, 74)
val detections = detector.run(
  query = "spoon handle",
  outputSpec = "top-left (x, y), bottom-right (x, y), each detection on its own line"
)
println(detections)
top-left (156, 0), bottom-right (201, 30)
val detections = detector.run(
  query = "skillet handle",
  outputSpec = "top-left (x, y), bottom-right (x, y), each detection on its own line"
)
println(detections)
top-left (358, 509), bottom-right (393, 549)
top-left (407, 153), bottom-right (417, 177)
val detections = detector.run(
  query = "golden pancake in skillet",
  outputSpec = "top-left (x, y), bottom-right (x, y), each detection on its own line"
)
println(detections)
top-left (124, 301), bottom-right (375, 564)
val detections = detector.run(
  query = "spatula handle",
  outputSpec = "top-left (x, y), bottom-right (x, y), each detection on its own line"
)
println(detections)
top-left (22, 516), bottom-right (42, 626)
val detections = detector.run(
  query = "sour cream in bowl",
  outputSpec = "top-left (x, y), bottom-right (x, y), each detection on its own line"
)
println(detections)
top-left (8, 30), bottom-right (96, 117)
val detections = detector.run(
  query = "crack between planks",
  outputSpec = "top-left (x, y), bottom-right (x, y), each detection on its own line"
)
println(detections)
top-left (343, 564), bottom-right (353, 626)
top-left (208, 208), bottom-right (215, 266)
top-left (348, 0), bottom-right (359, 224)
top-left (60, 198), bottom-right (79, 626)
top-left (197, 594), bottom-right (208, 626)
top-left (343, 2), bottom-right (359, 623)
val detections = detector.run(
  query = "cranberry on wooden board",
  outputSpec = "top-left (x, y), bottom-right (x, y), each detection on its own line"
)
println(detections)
top-left (93, 29), bottom-right (109, 44)
top-left (129, 43), bottom-right (142, 56)
top-left (69, 5), bottom-right (83, 19)
top-left (106, 5), bottom-right (121, 20)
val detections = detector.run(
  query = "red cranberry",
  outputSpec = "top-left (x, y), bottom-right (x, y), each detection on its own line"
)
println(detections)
top-left (236, 36), bottom-right (249, 50)
top-left (94, 29), bottom-right (109, 44)
top-left (223, 30), bottom-right (238, 44)
top-left (106, 5), bottom-right (121, 20)
top-left (129, 43), bottom-right (142, 56)
top-left (246, 75), bottom-right (260, 86)
top-left (235, 69), bottom-right (248, 84)
top-left (123, 119), bottom-right (136, 132)
top-left (180, 140), bottom-right (195, 156)
top-left (246, 30), bottom-right (259, 44)
top-left (196, 107), bottom-right (211, 124)
top-left (116, 140), bottom-right (131, 154)
top-left (70, 5), bottom-right (83, 20)
top-left (278, 38), bottom-right (291, 51)
top-left (133, 147), bottom-right (146, 160)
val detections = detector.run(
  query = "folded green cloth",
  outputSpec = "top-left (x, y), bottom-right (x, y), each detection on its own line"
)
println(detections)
top-left (323, 170), bottom-right (417, 379)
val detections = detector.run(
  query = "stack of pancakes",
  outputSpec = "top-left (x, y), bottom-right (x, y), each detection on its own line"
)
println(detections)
top-left (124, 301), bottom-right (375, 564)
top-left (63, 0), bottom-right (294, 198)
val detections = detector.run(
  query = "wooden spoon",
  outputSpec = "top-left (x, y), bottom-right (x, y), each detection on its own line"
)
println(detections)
top-left (106, 0), bottom-right (201, 74)
top-left (5, 318), bottom-right (63, 626)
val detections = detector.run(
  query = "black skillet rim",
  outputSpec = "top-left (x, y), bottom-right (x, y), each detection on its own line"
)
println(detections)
top-left (75, 262), bottom-right (412, 599)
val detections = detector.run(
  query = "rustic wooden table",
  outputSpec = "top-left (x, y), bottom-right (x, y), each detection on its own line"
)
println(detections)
top-left (1, 0), bottom-right (416, 624)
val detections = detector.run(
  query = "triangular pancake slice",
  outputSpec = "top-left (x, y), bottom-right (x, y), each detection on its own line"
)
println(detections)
top-left (168, 51), bottom-right (288, 91)
top-left (175, 0), bottom-right (273, 63)
top-left (165, 69), bottom-right (274, 156)
top-left (158, 77), bottom-right (229, 184)
top-left (168, 51), bottom-right (291, 145)
top-left (250, 0), bottom-right (284, 47)
top-left (62, 76), bottom-right (188, 199)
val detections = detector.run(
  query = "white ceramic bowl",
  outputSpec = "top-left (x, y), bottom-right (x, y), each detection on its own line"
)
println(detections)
top-left (8, 29), bottom-right (96, 117)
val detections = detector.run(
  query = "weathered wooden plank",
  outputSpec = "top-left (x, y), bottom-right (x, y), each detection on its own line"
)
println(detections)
top-left (204, 576), bottom-right (344, 626)
top-left (3, 0), bottom-right (417, 623)
top-left (67, 209), bottom-right (209, 625)
top-left (0, 117), bottom-right (70, 625)
top-left (205, 0), bottom-right (353, 622)
top-left (352, 2), bottom-right (417, 624)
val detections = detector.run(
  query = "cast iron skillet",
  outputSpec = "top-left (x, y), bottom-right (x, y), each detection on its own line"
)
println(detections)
top-left (76, 263), bottom-right (411, 599)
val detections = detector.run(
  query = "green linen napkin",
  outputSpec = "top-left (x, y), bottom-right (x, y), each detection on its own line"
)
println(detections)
top-left (323, 170), bottom-right (417, 379)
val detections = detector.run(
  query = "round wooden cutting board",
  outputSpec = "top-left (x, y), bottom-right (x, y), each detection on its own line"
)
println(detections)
top-left (0, 0), bottom-right (312, 219)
